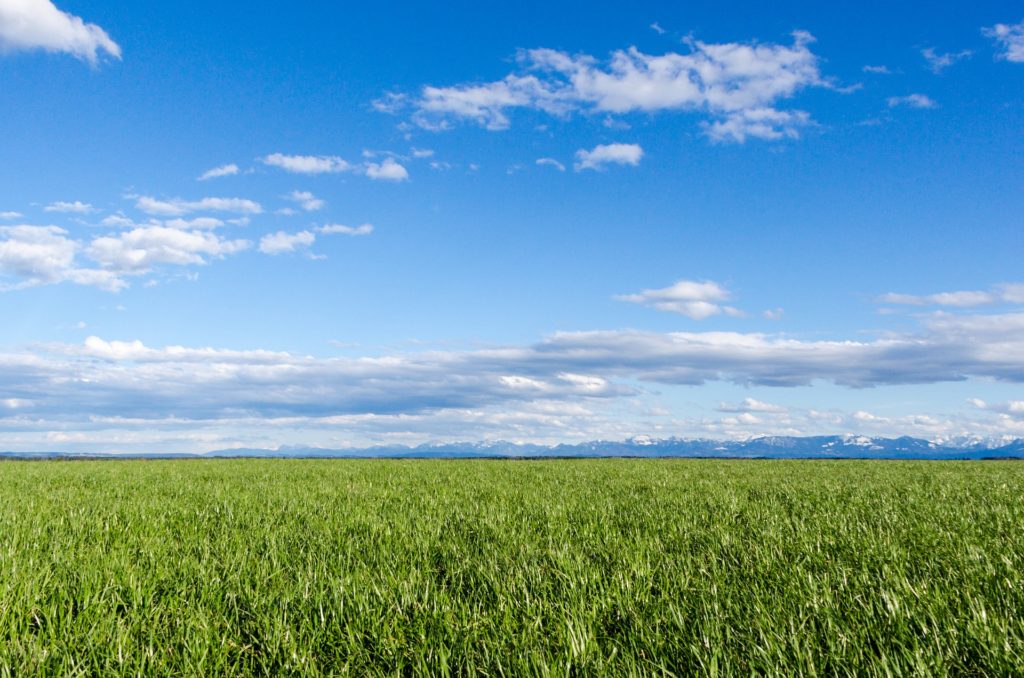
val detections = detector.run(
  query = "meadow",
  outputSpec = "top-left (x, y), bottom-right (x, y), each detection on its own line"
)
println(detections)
top-left (0, 459), bottom-right (1021, 676)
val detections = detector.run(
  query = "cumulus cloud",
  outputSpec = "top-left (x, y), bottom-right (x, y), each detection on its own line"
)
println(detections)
top-left (404, 31), bottom-right (826, 142)
top-left (615, 279), bottom-right (743, 319)
top-left (365, 157), bottom-right (409, 181)
top-left (197, 164), bottom-right (239, 181)
top-left (0, 211), bottom-right (22, 219)
top-left (879, 283), bottom-right (1024, 308)
top-left (887, 93), bottom-right (937, 109)
top-left (0, 218), bottom-right (251, 292)
top-left (574, 143), bottom-right (643, 171)
top-left (0, 225), bottom-right (123, 291)
top-left (286, 190), bottom-right (325, 211)
top-left (316, 223), bottom-right (373, 236)
top-left (44, 200), bottom-right (94, 213)
top-left (87, 226), bottom-right (250, 273)
top-left (862, 65), bottom-right (892, 74)
top-left (536, 157), bottom-right (566, 171)
top-left (259, 230), bottom-right (316, 255)
top-left (921, 47), bottom-right (972, 73)
top-left (983, 20), bottom-right (1024, 62)
top-left (0, 0), bottom-right (120, 64)
top-left (411, 148), bottom-right (435, 158)
top-left (135, 196), bottom-right (263, 217)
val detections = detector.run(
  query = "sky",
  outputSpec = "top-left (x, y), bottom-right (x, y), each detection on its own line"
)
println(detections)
top-left (0, 0), bottom-right (1023, 453)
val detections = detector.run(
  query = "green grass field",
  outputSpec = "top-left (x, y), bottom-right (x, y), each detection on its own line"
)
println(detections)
top-left (0, 459), bottom-right (1022, 675)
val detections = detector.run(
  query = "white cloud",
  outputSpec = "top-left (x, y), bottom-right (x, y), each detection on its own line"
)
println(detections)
top-left (411, 148), bottom-right (434, 158)
top-left (407, 31), bottom-right (825, 142)
top-left (263, 152), bottom-right (409, 181)
top-left (574, 143), bottom-right (643, 171)
top-left (983, 20), bottom-right (1024, 63)
top-left (862, 65), bottom-right (892, 74)
top-left (262, 153), bottom-right (352, 174)
top-left (4, 309), bottom-right (1024, 448)
top-left (536, 157), bottom-right (566, 171)
top-left (650, 22), bottom-right (666, 35)
top-left (0, 211), bottom-right (22, 219)
top-left (259, 230), bottom-right (316, 255)
top-left (197, 163), bottom-right (239, 181)
top-left (163, 217), bottom-right (224, 230)
top-left (86, 226), bottom-right (250, 273)
top-left (970, 398), bottom-right (1024, 415)
top-left (921, 47), bottom-right (972, 73)
top-left (286, 190), bottom-right (325, 212)
top-left (763, 308), bottom-right (785, 321)
top-left (879, 283), bottom-right (1024, 308)
top-left (717, 397), bottom-right (787, 414)
top-left (0, 0), bottom-right (120, 64)
top-left (365, 157), bottom-right (409, 181)
top-left (704, 108), bottom-right (810, 142)
top-left (0, 225), bottom-right (123, 291)
top-left (0, 224), bottom-right (79, 287)
top-left (135, 196), bottom-right (263, 217)
top-left (887, 93), bottom-right (937, 109)
top-left (316, 223), bottom-right (373, 236)
top-left (101, 214), bottom-right (136, 228)
top-left (371, 92), bottom-right (408, 114)
top-left (615, 279), bottom-right (744, 319)
top-left (44, 200), bottom-right (94, 214)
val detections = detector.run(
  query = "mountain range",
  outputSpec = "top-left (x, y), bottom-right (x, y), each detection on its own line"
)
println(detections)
top-left (2, 435), bottom-right (1023, 460)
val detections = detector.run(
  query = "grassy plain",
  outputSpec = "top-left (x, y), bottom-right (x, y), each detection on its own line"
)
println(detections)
top-left (0, 459), bottom-right (1022, 675)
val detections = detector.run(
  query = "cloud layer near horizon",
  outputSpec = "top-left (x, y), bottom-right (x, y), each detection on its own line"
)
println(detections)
top-left (1, 306), bottom-right (1023, 453)
top-left (1, 310), bottom-right (1023, 430)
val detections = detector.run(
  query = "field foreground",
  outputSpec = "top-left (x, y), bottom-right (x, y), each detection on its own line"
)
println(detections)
top-left (0, 459), bottom-right (1022, 675)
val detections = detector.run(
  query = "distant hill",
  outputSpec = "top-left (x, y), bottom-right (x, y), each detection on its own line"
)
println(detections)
top-left (3, 434), bottom-right (1023, 460)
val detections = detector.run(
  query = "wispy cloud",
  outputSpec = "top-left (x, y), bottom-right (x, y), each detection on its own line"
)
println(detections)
top-left (262, 152), bottom-right (409, 181)
top-left (0, 0), bottom-right (120, 64)
top-left (197, 163), bottom-right (240, 181)
top-left (316, 223), bottom-right (374, 236)
top-left (983, 20), bottom-right (1024, 62)
top-left (921, 47), bottom-right (972, 73)
top-left (45, 200), bottom-right (94, 214)
top-left (135, 196), bottom-right (263, 217)
top-left (262, 153), bottom-right (352, 174)
top-left (879, 283), bottom-right (1024, 308)
top-left (887, 93), bottom-right (937, 109)
top-left (536, 157), bottom-right (566, 172)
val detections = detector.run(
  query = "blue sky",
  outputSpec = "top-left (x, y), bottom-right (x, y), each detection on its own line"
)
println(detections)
top-left (0, 0), bottom-right (1023, 452)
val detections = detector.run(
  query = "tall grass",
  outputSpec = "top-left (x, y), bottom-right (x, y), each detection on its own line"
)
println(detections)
top-left (0, 459), bottom-right (1021, 675)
